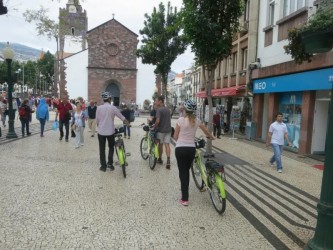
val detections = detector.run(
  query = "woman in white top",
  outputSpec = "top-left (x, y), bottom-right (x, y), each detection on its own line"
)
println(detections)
top-left (72, 103), bottom-right (86, 148)
top-left (173, 100), bottom-right (215, 206)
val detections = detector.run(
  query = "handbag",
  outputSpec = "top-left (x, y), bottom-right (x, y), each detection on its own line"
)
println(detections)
top-left (52, 121), bottom-right (59, 131)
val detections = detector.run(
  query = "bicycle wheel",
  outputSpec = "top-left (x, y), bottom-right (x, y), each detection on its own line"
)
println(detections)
top-left (191, 158), bottom-right (204, 190)
top-left (140, 137), bottom-right (149, 160)
top-left (209, 172), bottom-right (226, 214)
top-left (118, 148), bottom-right (126, 178)
top-left (148, 144), bottom-right (157, 170)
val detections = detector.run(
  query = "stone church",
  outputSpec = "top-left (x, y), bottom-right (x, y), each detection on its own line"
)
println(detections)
top-left (57, 0), bottom-right (138, 105)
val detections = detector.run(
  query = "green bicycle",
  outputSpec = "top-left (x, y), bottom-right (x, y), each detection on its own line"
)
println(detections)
top-left (140, 124), bottom-right (159, 170)
top-left (191, 138), bottom-right (227, 214)
top-left (114, 127), bottom-right (127, 178)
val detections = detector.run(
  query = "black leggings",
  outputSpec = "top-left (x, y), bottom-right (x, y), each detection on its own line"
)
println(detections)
top-left (175, 147), bottom-right (196, 201)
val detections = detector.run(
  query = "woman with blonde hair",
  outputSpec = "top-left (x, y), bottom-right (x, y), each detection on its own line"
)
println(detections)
top-left (173, 100), bottom-right (215, 206)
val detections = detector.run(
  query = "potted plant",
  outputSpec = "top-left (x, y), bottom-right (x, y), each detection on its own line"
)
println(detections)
top-left (284, 5), bottom-right (333, 64)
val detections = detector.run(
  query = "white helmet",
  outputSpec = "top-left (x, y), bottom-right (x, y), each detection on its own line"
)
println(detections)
top-left (101, 92), bottom-right (111, 100)
top-left (184, 100), bottom-right (197, 112)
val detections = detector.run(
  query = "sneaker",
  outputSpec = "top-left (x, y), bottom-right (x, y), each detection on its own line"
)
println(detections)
top-left (65, 138), bottom-right (69, 142)
top-left (75, 146), bottom-right (80, 149)
top-left (157, 159), bottom-right (163, 164)
top-left (128, 136), bottom-right (130, 139)
top-left (107, 164), bottom-right (115, 171)
top-left (277, 169), bottom-right (282, 173)
top-left (124, 135), bottom-right (127, 139)
top-left (99, 166), bottom-right (106, 172)
top-left (80, 143), bottom-right (84, 146)
top-left (59, 136), bottom-right (63, 141)
top-left (166, 163), bottom-right (171, 169)
top-left (269, 162), bottom-right (274, 167)
top-left (179, 199), bottom-right (189, 206)
top-left (27, 132), bottom-right (31, 136)
top-left (91, 135), bottom-right (94, 137)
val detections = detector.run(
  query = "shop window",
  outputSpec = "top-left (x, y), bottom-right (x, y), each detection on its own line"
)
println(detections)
top-left (279, 92), bottom-right (302, 152)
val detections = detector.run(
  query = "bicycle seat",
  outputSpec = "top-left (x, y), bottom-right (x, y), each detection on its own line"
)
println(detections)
top-left (205, 160), bottom-right (225, 172)
top-left (195, 138), bottom-right (206, 149)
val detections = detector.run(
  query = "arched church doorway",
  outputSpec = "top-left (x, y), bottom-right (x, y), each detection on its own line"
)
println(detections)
top-left (105, 81), bottom-right (120, 106)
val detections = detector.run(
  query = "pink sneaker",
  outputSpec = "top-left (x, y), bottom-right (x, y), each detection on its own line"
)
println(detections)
top-left (179, 199), bottom-right (189, 206)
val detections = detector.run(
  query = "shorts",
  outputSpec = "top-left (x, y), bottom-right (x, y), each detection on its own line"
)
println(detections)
top-left (156, 132), bottom-right (172, 144)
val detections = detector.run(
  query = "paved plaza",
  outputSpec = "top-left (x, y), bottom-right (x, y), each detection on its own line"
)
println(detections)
top-left (0, 113), bottom-right (323, 249)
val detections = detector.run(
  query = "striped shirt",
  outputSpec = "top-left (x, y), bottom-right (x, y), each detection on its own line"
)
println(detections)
top-left (96, 102), bottom-right (125, 136)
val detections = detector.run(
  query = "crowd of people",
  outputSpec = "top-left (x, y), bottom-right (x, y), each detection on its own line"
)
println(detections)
top-left (0, 91), bottom-right (291, 207)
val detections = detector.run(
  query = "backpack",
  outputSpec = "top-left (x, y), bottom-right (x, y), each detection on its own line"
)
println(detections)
top-left (19, 106), bottom-right (26, 117)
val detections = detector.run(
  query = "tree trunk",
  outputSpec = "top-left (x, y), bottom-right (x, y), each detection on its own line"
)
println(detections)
top-left (206, 66), bottom-right (214, 156)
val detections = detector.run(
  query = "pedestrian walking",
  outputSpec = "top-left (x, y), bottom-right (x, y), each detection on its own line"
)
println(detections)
top-left (72, 102), bottom-right (87, 148)
top-left (36, 97), bottom-right (49, 137)
top-left (18, 99), bottom-right (33, 136)
top-left (213, 110), bottom-right (222, 139)
top-left (152, 95), bottom-right (172, 169)
top-left (266, 112), bottom-right (292, 173)
top-left (173, 100), bottom-right (215, 206)
top-left (96, 92), bottom-right (129, 172)
top-left (87, 101), bottom-right (97, 137)
top-left (121, 104), bottom-right (131, 139)
top-left (55, 97), bottom-right (73, 142)
top-left (0, 97), bottom-right (7, 127)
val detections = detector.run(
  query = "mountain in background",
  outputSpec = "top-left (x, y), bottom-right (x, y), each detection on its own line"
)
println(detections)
top-left (0, 42), bottom-right (42, 62)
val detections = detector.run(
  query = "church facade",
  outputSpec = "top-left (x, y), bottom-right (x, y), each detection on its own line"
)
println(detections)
top-left (59, 0), bottom-right (138, 105)
top-left (87, 19), bottom-right (138, 105)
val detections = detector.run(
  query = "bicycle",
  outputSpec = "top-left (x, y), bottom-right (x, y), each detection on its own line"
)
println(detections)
top-left (139, 124), bottom-right (159, 170)
top-left (114, 127), bottom-right (128, 178)
top-left (191, 138), bottom-right (227, 214)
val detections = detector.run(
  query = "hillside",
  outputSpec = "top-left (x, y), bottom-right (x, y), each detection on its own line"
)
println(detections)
top-left (0, 42), bottom-right (42, 62)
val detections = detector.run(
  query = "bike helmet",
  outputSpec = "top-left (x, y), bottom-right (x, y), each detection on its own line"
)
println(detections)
top-left (101, 92), bottom-right (111, 100)
top-left (184, 100), bottom-right (197, 112)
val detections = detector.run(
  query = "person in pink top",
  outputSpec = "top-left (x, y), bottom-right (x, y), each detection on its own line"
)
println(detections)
top-left (96, 92), bottom-right (129, 172)
top-left (173, 100), bottom-right (215, 206)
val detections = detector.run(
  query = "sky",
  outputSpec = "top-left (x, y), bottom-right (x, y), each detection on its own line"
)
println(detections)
top-left (0, 0), bottom-right (194, 105)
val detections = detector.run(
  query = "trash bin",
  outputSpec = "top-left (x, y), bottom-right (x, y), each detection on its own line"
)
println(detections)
top-left (245, 122), bottom-right (257, 140)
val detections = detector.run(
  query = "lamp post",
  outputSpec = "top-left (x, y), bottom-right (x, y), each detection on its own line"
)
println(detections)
top-left (2, 42), bottom-right (17, 138)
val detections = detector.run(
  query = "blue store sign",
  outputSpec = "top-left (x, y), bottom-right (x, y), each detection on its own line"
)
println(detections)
top-left (253, 67), bottom-right (333, 93)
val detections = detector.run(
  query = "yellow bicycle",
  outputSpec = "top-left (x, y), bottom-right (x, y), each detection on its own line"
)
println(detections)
top-left (191, 138), bottom-right (227, 214)
top-left (140, 124), bottom-right (159, 170)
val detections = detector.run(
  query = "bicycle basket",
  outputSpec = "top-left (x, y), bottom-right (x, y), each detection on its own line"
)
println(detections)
top-left (205, 160), bottom-right (225, 173)
top-left (195, 138), bottom-right (205, 149)
top-left (143, 125), bottom-right (150, 132)
top-left (115, 127), bottom-right (124, 134)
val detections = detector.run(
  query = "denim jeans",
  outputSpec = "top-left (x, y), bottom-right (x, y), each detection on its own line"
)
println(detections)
top-left (123, 125), bottom-right (131, 137)
top-left (59, 119), bottom-right (70, 139)
top-left (39, 119), bottom-right (46, 136)
top-left (20, 118), bottom-right (29, 135)
top-left (270, 143), bottom-right (283, 170)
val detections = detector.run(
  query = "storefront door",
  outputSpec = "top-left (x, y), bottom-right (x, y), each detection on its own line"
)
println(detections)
top-left (311, 99), bottom-right (329, 154)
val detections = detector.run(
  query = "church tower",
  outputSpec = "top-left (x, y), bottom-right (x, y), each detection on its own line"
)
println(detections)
top-left (55, 0), bottom-right (88, 98)
top-left (59, 0), bottom-right (88, 53)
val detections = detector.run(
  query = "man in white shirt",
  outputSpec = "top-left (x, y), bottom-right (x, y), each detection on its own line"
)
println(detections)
top-left (266, 112), bottom-right (292, 173)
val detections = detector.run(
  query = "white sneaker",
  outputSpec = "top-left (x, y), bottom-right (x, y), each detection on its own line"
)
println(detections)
top-left (269, 162), bottom-right (274, 167)
top-left (277, 169), bottom-right (282, 173)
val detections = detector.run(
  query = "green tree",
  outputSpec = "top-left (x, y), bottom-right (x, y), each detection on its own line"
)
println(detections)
top-left (23, 6), bottom-right (60, 97)
top-left (137, 2), bottom-right (187, 103)
top-left (182, 0), bottom-right (243, 154)
top-left (37, 51), bottom-right (55, 91)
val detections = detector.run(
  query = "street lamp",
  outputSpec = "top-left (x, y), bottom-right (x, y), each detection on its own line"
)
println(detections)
top-left (2, 42), bottom-right (17, 138)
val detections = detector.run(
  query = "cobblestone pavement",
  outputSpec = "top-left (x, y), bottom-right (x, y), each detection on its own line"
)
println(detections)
top-left (0, 114), bottom-right (323, 249)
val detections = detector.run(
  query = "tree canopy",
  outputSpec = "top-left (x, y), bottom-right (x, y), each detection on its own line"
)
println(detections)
top-left (182, 0), bottom-right (243, 71)
top-left (137, 1), bottom-right (187, 100)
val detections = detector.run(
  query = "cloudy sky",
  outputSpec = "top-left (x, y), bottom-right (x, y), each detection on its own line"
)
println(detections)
top-left (0, 0), bottom-right (194, 105)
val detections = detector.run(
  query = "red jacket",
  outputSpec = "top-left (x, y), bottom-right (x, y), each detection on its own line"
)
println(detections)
top-left (57, 102), bottom-right (73, 121)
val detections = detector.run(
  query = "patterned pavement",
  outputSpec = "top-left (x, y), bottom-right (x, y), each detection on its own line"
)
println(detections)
top-left (0, 113), bottom-right (323, 249)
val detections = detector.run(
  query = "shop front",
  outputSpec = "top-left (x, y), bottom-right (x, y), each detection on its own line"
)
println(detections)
top-left (253, 67), bottom-right (333, 155)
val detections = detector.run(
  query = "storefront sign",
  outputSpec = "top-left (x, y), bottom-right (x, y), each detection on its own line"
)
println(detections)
top-left (253, 67), bottom-right (333, 93)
